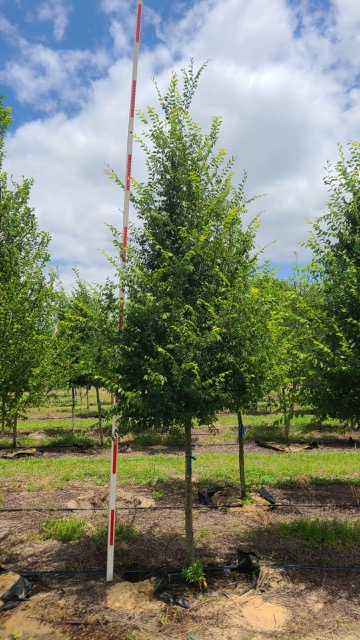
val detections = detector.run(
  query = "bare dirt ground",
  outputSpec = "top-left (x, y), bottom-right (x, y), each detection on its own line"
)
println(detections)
top-left (1, 480), bottom-right (359, 640)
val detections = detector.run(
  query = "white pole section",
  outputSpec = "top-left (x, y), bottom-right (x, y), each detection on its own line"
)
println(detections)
top-left (107, 0), bottom-right (143, 583)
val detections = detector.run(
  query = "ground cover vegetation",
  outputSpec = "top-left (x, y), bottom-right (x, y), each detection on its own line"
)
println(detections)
top-left (1, 61), bottom-right (360, 629)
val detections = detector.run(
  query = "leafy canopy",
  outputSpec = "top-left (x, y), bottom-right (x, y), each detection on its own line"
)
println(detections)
top-left (108, 63), bottom-right (259, 431)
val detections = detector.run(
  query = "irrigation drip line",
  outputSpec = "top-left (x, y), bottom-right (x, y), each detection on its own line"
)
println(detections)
top-left (263, 564), bottom-right (360, 571)
top-left (15, 564), bottom-right (360, 578)
top-left (1, 502), bottom-right (359, 513)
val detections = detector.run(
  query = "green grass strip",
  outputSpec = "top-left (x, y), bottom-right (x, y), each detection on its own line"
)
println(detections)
top-left (0, 452), bottom-right (358, 491)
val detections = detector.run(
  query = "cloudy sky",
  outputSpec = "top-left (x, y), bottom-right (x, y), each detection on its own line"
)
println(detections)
top-left (1, 0), bottom-right (360, 289)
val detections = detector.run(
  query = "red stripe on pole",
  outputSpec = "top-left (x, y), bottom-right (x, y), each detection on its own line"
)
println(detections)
top-left (109, 510), bottom-right (115, 546)
top-left (112, 438), bottom-right (118, 474)
top-left (130, 80), bottom-right (137, 118)
top-left (136, 3), bottom-right (142, 42)
top-left (123, 226), bottom-right (128, 248)
top-left (126, 154), bottom-right (132, 191)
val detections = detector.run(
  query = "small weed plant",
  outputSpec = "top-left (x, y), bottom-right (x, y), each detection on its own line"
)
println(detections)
top-left (182, 559), bottom-right (207, 589)
top-left (42, 516), bottom-right (86, 542)
top-left (152, 489), bottom-right (164, 500)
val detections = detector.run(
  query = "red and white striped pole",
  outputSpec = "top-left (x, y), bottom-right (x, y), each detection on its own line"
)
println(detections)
top-left (107, 0), bottom-right (143, 583)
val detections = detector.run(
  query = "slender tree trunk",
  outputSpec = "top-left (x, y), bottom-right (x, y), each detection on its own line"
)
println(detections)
top-left (1, 397), bottom-right (5, 435)
top-left (12, 412), bottom-right (18, 450)
top-left (184, 419), bottom-right (195, 564)
top-left (86, 388), bottom-right (89, 410)
top-left (237, 411), bottom-right (246, 499)
top-left (96, 386), bottom-right (104, 446)
top-left (281, 387), bottom-right (291, 442)
top-left (71, 387), bottom-right (75, 432)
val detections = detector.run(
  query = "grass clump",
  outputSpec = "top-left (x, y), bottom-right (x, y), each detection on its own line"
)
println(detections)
top-left (42, 516), bottom-right (86, 542)
top-left (164, 429), bottom-right (185, 446)
top-left (153, 489), bottom-right (164, 500)
top-left (132, 432), bottom-right (162, 448)
top-left (277, 518), bottom-right (360, 549)
top-left (89, 523), bottom-right (139, 550)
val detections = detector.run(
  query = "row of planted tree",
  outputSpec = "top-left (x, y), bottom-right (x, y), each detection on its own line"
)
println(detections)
top-left (1, 65), bottom-right (359, 499)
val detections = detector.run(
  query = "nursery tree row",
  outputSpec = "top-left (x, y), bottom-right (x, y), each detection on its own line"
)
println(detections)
top-left (1, 76), bottom-right (360, 456)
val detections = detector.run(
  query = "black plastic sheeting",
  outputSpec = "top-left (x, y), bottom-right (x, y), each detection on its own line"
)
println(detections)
top-left (154, 549), bottom-right (261, 608)
top-left (0, 575), bottom-right (33, 610)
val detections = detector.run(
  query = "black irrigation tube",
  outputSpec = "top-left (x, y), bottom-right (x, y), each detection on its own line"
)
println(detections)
top-left (16, 564), bottom-right (360, 578)
top-left (1, 502), bottom-right (359, 513)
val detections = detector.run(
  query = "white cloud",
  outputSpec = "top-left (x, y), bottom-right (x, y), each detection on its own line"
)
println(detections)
top-left (1, 39), bottom-right (110, 112)
top-left (30, 0), bottom-right (72, 42)
top-left (4, 0), bottom-right (360, 289)
top-left (0, 14), bottom-right (17, 36)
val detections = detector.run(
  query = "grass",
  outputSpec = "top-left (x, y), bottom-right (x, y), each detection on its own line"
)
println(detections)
top-left (215, 412), bottom-right (345, 442)
top-left (275, 518), bottom-right (360, 549)
top-left (0, 451), bottom-right (358, 491)
top-left (41, 516), bottom-right (86, 542)
top-left (40, 516), bottom-right (138, 549)
top-left (88, 523), bottom-right (139, 550)
top-left (1, 392), bottom-right (351, 451)
top-left (0, 432), bottom-right (98, 449)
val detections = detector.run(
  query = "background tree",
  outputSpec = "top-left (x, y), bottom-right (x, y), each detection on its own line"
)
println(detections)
top-left (108, 64), bottom-right (262, 562)
top-left (305, 142), bottom-right (360, 426)
top-left (266, 270), bottom-right (318, 440)
top-left (55, 275), bottom-right (117, 443)
top-left (218, 266), bottom-right (276, 496)
top-left (0, 98), bottom-right (57, 447)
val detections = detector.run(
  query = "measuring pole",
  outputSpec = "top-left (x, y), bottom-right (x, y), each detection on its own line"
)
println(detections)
top-left (107, 0), bottom-right (143, 583)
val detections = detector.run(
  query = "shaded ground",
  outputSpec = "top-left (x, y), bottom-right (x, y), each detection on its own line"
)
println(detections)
top-left (0, 435), bottom-right (358, 459)
top-left (1, 481), bottom-right (359, 639)
top-left (1, 402), bottom-right (359, 639)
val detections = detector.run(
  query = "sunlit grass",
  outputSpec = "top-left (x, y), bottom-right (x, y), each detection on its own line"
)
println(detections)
top-left (0, 451), bottom-right (358, 491)
top-left (18, 418), bottom-right (99, 431)
top-left (42, 516), bottom-right (86, 542)
top-left (215, 412), bottom-right (349, 442)
top-left (0, 432), bottom-right (99, 450)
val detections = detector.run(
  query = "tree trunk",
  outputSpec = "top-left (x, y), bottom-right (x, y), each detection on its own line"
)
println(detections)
top-left (237, 411), bottom-right (246, 499)
top-left (12, 412), bottom-right (18, 450)
top-left (96, 386), bottom-right (104, 446)
top-left (86, 388), bottom-right (89, 410)
top-left (1, 397), bottom-right (5, 435)
top-left (281, 387), bottom-right (291, 442)
top-left (71, 387), bottom-right (75, 432)
top-left (184, 420), bottom-right (195, 564)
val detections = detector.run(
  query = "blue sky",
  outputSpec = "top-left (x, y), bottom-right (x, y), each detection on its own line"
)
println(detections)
top-left (0, 0), bottom-right (194, 125)
top-left (1, 0), bottom-right (360, 289)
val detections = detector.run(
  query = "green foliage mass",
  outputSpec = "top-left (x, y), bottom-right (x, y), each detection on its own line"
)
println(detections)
top-left (306, 142), bottom-right (360, 425)
top-left (0, 97), bottom-right (58, 444)
top-left (108, 63), bottom-right (261, 432)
